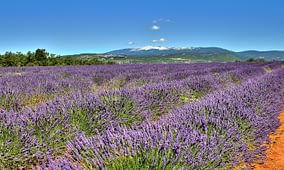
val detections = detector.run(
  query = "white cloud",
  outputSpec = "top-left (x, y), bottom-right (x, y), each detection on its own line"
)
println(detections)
top-left (131, 46), bottom-right (169, 51)
top-left (152, 38), bottom-right (167, 43)
top-left (151, 25), bottom-right (160, 30)
top-left (128, 41), bottom-right (134, 45)
top-left (159, 38), bottom-right (166, 42)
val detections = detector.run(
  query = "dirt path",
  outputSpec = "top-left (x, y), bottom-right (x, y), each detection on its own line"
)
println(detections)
top-left (254, 110), bottom-right (284, 170)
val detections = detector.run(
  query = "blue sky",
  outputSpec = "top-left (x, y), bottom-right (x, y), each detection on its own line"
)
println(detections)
top-left (0, 0), bottom-right (283, 54)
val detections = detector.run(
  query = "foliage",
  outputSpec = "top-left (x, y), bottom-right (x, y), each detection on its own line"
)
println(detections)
top-left (246, 58), bottom-right (267, 62)
top-left (0, 49), bottom-right (115, 67)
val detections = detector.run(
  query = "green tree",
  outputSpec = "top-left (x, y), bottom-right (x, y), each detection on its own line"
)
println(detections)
top-left (35, 49), bottom-right (47, 61)
top-left (0, 49), bottom-right (115, 67)
top-left (2, 52), bottom-right (16, 66)
top-left (35, 49), bottom-right (48, 65)
top-left (26, 51), bottom-right (36, 65)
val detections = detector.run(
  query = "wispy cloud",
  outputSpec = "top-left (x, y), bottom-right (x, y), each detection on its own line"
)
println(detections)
top-left (152, 18), bottom-right (172, 24)
top-left (152, 38), bottom-right (167, 43)
top-left (128, 41), bottom-right (135, 45)
top-left (151, 25), bottom-right (160, 30)
top-left (159, 38), bottom-right (166, 42)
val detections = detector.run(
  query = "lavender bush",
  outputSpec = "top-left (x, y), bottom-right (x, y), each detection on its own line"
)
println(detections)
top-left (0, 62), bottom-right (283, 169)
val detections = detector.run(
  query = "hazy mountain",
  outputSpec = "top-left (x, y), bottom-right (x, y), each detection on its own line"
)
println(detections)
top-left (105, 46), bottom-right (234, 57)
top-left (66, 46), bottom-right (284, 64)
top-left (236, 50), bottom-right (284, 60)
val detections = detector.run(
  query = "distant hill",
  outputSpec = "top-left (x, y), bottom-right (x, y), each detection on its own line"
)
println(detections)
top-left (65, 46), bottom-right (284, 64)
top-left (236, 50), bottom-right (284, 60)
top-left (105, 46), bottom-right (234, 57)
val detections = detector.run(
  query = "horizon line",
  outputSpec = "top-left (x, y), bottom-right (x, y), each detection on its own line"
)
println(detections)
top-left (1, 46), bottom-right (284, 55)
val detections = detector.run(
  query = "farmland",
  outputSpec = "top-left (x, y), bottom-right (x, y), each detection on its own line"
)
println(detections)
top-left (0, 62), bottom-right (284, 169)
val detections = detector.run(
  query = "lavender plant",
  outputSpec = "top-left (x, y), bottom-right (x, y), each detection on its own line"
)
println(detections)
top-left (0, 62), bottom-right (283, 169)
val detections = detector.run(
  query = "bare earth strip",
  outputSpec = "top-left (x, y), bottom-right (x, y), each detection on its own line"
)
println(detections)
top-left (254, 110), bottom-right (284, 170)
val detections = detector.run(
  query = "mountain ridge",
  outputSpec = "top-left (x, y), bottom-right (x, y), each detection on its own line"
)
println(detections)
top-left (65, 46), bottom-right (284, 64)
top-left (105, 47), bottom-right (235, 57)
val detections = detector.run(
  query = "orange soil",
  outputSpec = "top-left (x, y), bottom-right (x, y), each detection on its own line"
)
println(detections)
top-left (254, 110), bottom-right (284, 170)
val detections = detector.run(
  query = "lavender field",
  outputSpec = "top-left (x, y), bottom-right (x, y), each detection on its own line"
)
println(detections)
top-left (1, 62), bottom-right (284, 169)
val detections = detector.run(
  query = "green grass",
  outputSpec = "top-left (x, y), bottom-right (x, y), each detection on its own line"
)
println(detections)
top-left (0, 127), bottom-right (27, 169)
top-left (105, 148), bottom-right (186, 170)
top-left (27, 113), bottom-right (74, 165)
top-left (1, 92), bottom-right (70, 111)
top-left (105, 77), bottom-right (129, 90)
top-left (227, 74), bottom-right (241, 84)
top-left (69, 108), bottom-right (108, 136)
top-left (148, 90), bottom-right (206, 120)
top-left (127, 80), bottom-right (148, 88)
top-left (0, 95), bottom-right (18, 111)
top-left (100, 94), bottom-right (143, 127)
top-left (61, 72), bottom-right (72, 78)
top-left (32, 119), bottom-right (71, 155)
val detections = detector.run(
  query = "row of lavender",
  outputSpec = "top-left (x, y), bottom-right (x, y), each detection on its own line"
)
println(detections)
top-left (0, 62), bottom-right (278, 111)
top-left (46, 65), bottom-right (284, 169)
top-left (0, 62), bottom-right (283, 169)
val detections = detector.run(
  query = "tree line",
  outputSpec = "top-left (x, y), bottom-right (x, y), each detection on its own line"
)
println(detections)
top-left (0, 49), bottom-right (115, 67)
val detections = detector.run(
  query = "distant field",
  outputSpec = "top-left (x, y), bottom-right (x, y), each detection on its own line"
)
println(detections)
top-left (0, 62), bottom-right (284, 169)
